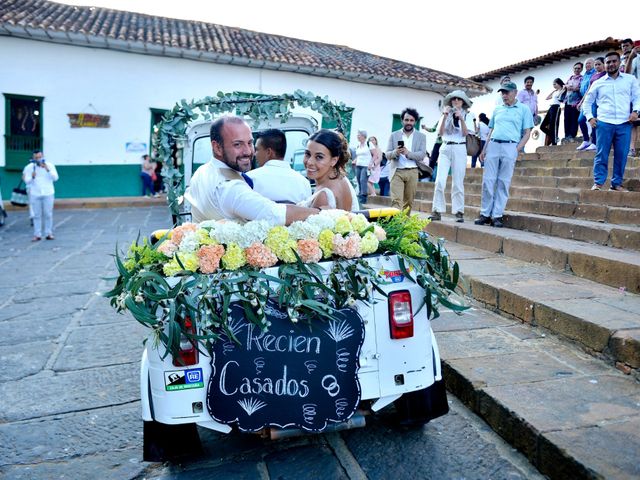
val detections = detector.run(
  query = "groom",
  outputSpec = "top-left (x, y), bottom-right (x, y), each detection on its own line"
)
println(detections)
top-left (185, 115), bottom-right (318, 224)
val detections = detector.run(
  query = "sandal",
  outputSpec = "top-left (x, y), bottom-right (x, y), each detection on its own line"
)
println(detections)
top-left (32, 236), bottom-right (42, 242)
top-left (46, 235), bottom-right (55, 240)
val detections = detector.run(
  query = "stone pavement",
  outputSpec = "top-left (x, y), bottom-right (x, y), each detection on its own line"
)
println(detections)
top-left (0, 205), bottom-right (547, 480)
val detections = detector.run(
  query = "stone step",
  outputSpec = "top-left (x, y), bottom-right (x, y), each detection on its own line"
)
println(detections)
top-left (415, 182), bottom-right (640, 209)
top-left (434, 282), bottom-right (640, 480)
top-left (535, 140), bottom-right (640, 154)
top-left (407, 191), bottom-right (640, 226)
top-left (431, 232), bottom-right (640, 372)
top-left (425, 216), bottom-right (640, 294)
top-left (517, 155), bottom-right (640, 169)
top-left (462, 172), bottom-right (640, 191)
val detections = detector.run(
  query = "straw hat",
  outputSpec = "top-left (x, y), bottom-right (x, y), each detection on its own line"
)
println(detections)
top-left (443, 90), bottom-right (473, 109)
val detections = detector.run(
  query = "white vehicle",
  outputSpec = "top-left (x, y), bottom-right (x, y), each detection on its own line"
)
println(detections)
top-left (141, 250), bottom-right (449, 461)
top-left (140, 116), bottom-right (449, 461)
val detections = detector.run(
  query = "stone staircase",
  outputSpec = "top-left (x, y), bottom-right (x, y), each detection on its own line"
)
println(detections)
top-left (366, 143), bottom-right (640, 479)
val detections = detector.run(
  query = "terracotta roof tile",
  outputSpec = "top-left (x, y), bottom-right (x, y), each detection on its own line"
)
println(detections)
top-left (469, 38), bottom-right (622, 82)
top-left (1, 0), bottom-right (488, 94)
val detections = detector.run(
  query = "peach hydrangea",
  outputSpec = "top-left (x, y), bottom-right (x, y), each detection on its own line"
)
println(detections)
top-left (297, 239), bottom-right (322, 263)
top-left (197, 244), bottom-right (225, 274)
top-left (245, 242), bottom-right (278, 269)
top-left (171, 222), bottom-right (197, 245)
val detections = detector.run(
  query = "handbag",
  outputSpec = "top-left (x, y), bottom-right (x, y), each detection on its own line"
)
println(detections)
top-left (416, 155), bottom-right (433, 179)
top-left (466, 134), bottom-right (481, 157)
top-left (10, 181), bottom-right (29, 207)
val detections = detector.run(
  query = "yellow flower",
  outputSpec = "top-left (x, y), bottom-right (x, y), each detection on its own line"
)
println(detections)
top-left (350, 214), bottom-right (369, 233)
top-left (360, 231), bottom-right (379, 254)
top-left (163, 259), bottom-right (182, 277)
top-left (318, 229), bottom-right (335, 258)
top-left (334, 216), bottom-right (353, 235)
top-left (196, 228), bottom-right (218, 246)
top-left (221, 242), bottom-right (246, 270)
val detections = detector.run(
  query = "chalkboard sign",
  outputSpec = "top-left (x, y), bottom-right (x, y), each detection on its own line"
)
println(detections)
top-left (206, 300), bottom-right (365, 432)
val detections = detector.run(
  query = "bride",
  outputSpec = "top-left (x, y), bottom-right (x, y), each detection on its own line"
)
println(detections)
top-left (298, 129), bottom-right (359, 211)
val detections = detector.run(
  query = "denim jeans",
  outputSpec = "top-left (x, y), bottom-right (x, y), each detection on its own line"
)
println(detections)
top-left (141, 172), bottom-right (155, 196)
top-left (355, 165), bottom-right (368, 205)
top-left (593, 121), bottom-right (632, 187)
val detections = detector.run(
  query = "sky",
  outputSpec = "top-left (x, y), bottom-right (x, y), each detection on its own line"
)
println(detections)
top-left (60, 0), bottom-right (636, 78)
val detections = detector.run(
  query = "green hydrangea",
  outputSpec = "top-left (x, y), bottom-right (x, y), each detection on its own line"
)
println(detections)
top-left (265, 226), bottom-right (290, 250)
top-left (318, 229), bottom-right (335, 258)
top-left (360, 231), bottom-right (379, 254)
top-left (334, 216), bottom-right (353, 235)
top-left (197, 228), bottom-right (218, 246)
top-left (350, 214), bottom-right (369, 233)
top-left (221, 242), bottom-right (246, 270)
top-left (162, 258), bottom-right (182, 277)
top-left (124, 240), bottom-right (166, 272)
top-left (273, 240), bottom-right (298, 263)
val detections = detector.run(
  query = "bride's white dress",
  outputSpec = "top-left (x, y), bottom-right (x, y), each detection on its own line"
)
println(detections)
top-left (297, 177), bottom-right (360, 211)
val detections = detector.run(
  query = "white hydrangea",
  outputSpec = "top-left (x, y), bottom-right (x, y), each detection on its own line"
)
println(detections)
top-left (288, 220), bottom-right (321, 240)
top-left (178, 230), bottom-right (199, 253)
top-left (236, 220), bottom-right (271, 248)
top-left (210, 221), bottom-right (243, 245)
top-left (198, 220), bottom-right (219, 229)
top-left (307, 213), bottom-right (336, 231)
top-left (319, 209), bottom-right (346, 221)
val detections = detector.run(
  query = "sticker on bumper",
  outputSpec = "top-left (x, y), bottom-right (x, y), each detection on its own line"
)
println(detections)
top-left (164, 368), bottom-right (204, 391)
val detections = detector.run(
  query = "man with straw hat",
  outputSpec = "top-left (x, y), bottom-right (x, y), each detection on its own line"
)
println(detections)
top-left (429, 90), bottom-right (475, 223)
top-left (475, 82), bottom-right (533, 228)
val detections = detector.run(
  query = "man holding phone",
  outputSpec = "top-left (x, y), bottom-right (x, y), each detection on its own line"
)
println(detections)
top-left (22, 149), bottom-right (59, 241)
top-left (385, 107), bottom-right (427, 212)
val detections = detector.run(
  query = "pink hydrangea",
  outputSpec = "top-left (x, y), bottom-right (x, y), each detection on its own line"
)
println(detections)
top-left (197, 244), bottom-right (225, 274)
top-left (245, 242), bottom-right (278, 269)
top-left (297, 239), bottom-right (322, 263)
top-left (333, 232), bottom-right (362, 259)
top-left (172, 222), bottom-right (197, 245)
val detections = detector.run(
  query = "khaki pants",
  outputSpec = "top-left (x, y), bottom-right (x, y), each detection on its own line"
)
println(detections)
top-left (390, 168), bottom-right (418, 213)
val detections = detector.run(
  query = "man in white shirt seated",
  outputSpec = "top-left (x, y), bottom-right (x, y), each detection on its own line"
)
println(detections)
top-left (184, 116), bottom-right (319, 224)
top-left (246, 128), bottom-right (311, 204)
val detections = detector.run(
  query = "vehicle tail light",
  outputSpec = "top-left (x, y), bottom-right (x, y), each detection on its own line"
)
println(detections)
top-left (173, 317), bottom-right (199, 366)
top-left (388, 290), bottom-right (414, 339)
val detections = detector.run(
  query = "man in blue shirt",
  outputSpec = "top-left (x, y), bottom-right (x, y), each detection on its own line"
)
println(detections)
top-left (582, 51), bottom-right (640, 191)
top-left (475, 82), bottom-right (533, 228)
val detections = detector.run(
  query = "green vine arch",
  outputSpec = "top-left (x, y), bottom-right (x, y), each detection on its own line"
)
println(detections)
top-left (152, 90), bottom-right (353, 223)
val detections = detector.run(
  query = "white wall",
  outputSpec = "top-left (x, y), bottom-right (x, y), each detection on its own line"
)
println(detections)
top-left (0, 37), bottom-right (445, 167)
top-left (469, 50), bottom-right (611, 151)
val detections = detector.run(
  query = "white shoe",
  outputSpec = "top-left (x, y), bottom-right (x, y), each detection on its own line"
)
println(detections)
top-left (585, 144), bottom-right (596, 151)
top-left (576, 141), bottom-right (590, 150)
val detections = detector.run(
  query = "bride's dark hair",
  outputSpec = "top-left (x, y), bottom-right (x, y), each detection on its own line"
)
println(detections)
top-left (308, 129), bottom-right (350, 178)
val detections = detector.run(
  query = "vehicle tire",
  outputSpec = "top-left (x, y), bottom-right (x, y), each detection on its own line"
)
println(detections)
top-left (393, 378), bottom-right (449, 427)
top-left (143, 420), bottom-right (203, 462)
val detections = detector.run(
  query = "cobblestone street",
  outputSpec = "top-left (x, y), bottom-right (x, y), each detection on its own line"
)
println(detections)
top-left (0, 206), bottom-right (544, 479)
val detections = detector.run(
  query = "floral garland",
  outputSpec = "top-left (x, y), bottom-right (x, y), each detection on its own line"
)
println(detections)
top-left (106, 211), bottom-right (467, 360)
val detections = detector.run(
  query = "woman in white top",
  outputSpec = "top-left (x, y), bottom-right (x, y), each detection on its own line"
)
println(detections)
top-left (540, 78), bottom-right (565, 146)
top-left (430, 90), bottom-right (474, 223)
top-left (352, 130), bottom-right (373, 205)
top-left (299, 129), bottom-right (359, 211)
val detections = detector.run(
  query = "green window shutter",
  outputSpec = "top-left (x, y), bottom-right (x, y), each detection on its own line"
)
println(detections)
top-left (321, 108), bottom-right (354, 142)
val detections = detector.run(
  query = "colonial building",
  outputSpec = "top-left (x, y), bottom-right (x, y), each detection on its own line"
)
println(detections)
top-left (0, 0), bottom-right (486, 198)
top-left (468, 38), bottom-right (621, 151)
